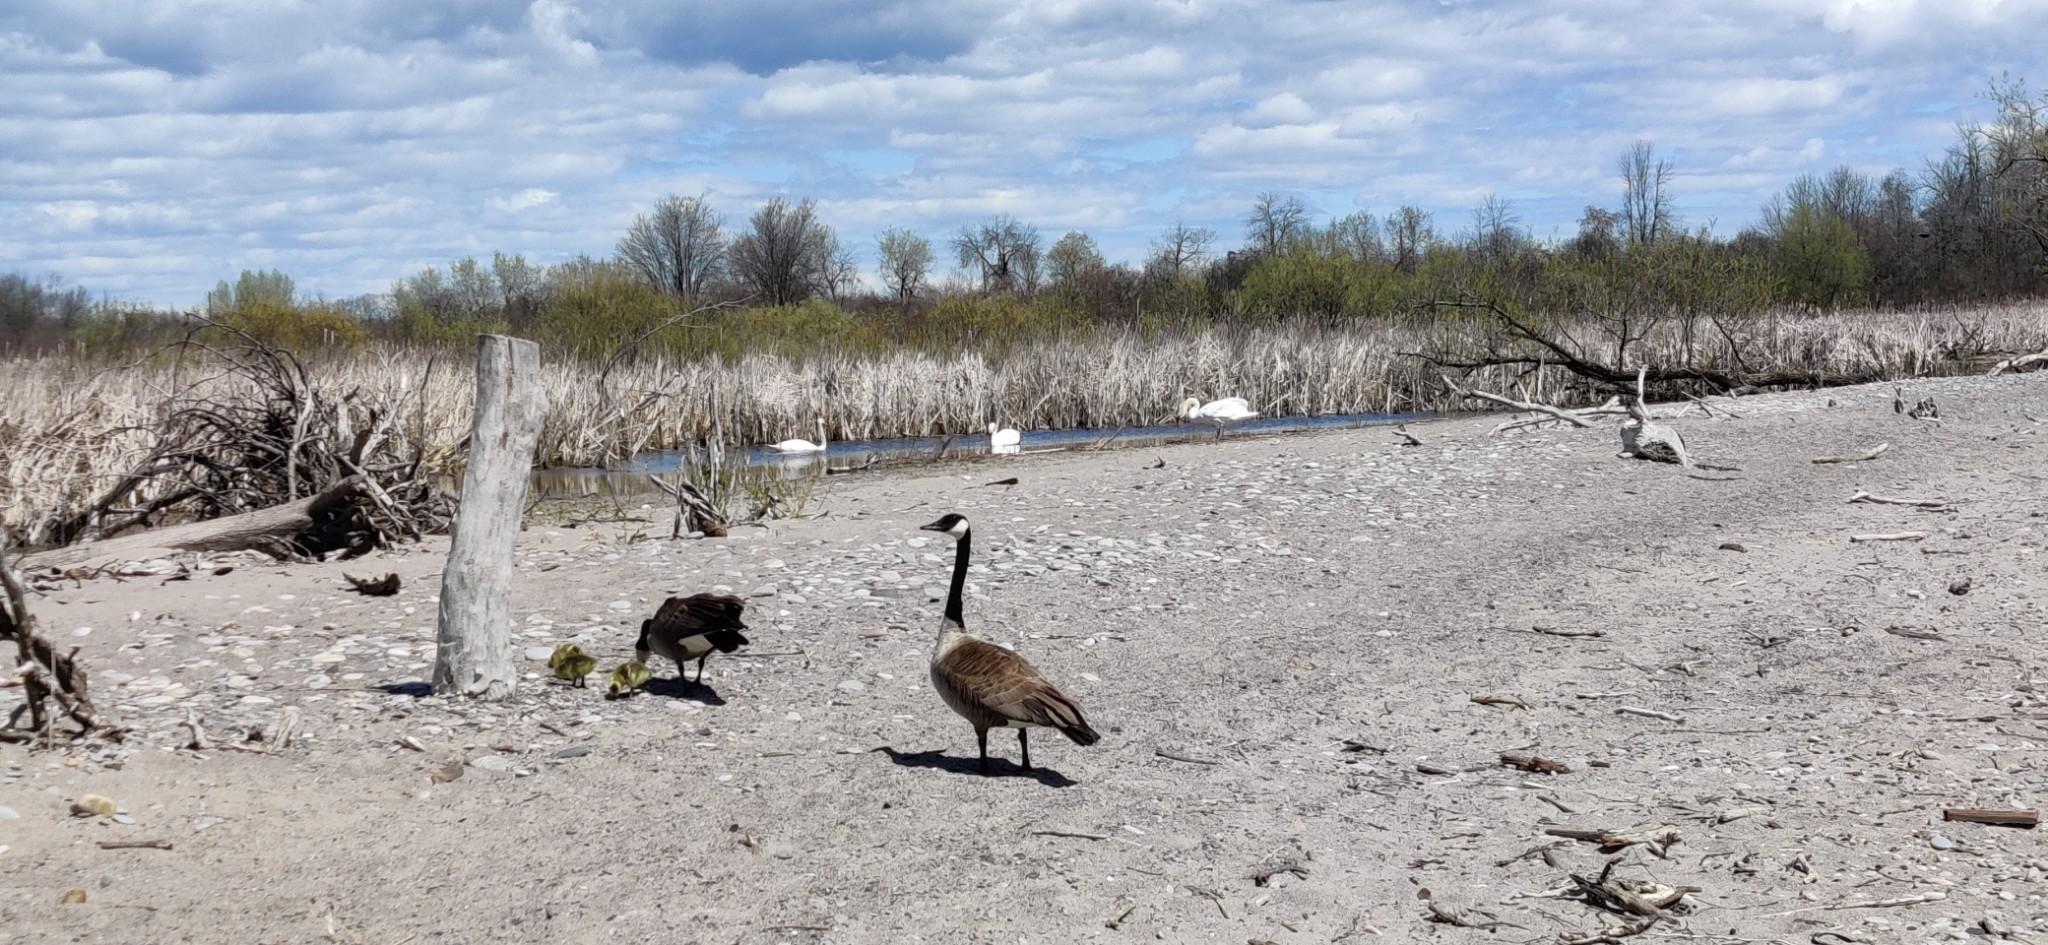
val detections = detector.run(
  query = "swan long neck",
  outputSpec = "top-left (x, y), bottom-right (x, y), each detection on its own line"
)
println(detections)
top-left (943, 527), bottom-right (971, 629)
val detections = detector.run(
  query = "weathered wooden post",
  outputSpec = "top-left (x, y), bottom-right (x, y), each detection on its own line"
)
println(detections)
top-left (434, 335), bottom-right (546, 699)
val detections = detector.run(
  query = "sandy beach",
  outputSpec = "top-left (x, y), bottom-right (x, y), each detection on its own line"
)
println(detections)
top-left (4, 369), bottom-right (2047, 944)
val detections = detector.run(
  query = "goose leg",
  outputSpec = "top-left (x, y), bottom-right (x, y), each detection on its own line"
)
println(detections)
top-left (694, 655), bottom-right (708, 685)
top-left (976, 728), bottom-right (990, 774)
top-left (1018, 728), bottom-right (1032, 771)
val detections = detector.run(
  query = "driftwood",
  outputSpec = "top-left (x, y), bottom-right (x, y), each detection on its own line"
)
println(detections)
top-left (1848, 490), bottom-right (1948, 510)
top-left (1989, 350), bottom-right (2048, 375)
top-left (1943, 808), bottom-right (2039, 827)
top-left (25, 478), bottom-right (366, 573)
top-left (646, 475), bottom-right (726, 538)
top-left (1502, 752), bottom-right (1570, 774)
top-left (1812, 443), bottom-right (1889, 464)
top-left (29, 323), bottom-right (449, 554)
top-left (1426, 294), bottom-right (1867, 393)
top-left (3, 527), bottom-right (114, 741)
top-left (1849, 532), bottom-right (1927, 543)
top-left (434, 335), bottom-right (547, 701)
top-left (1442, 375), bottom-right (1597, 429)
top-left (343, 573), bottom-right (401, 596)
top-left (1616, 368), bottom-right (1739, 478)
top-left (1547, 826), bottom-right (1682, 855)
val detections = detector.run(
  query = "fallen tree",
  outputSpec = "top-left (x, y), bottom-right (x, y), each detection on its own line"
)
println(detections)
top-left (26, 321), bottom-right (451, 557)
top-left (1423, 294), bottom-right (1874, 398)
top-left (23, 477), bottom-right (369, 573)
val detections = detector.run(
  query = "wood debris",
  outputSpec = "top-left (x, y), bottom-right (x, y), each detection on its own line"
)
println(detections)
top-left (1472, 694), bottom-right (1531, 710)
top-left (343, 572), bottom-right (401, 596)
top-left (1847, 490), bottom-right (1948, 510)
top-left (1942, 808), bottom-right (2038, 827)
top-left (1501, 752), bottom-right (1571, 774)
top-left (1849, 531), bottom-right (1926, 543)
top-left (1546, 826), bottom-right (1681, 855)
top-left (1250, 859), bottom-right (1310, 887)
top-left (1812, 443), bottom-right (1889, 464)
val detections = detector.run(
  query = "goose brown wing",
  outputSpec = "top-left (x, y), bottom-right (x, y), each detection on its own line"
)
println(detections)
top-left (936, 638), bottom-right (1099, 745)
top-left (651, 594), bottom-right (748, 635)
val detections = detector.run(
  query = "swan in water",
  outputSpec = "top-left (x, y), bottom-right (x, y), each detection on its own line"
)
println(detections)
top-left (987, 422), bottom-right (1021, 454)
top-left (768, 418), bottom-right (828, 454)
top-left (1178, 396), bottom-right (1259, 440)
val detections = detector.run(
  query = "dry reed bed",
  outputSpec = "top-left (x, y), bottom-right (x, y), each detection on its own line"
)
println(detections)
top-left (4, 304), bottom-right (2043, 534)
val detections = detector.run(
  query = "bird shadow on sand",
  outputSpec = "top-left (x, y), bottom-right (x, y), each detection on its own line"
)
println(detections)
top-left (870, 747), bottom-right (1076, 787)
top-left (642, 677), bottom-right (727, 706)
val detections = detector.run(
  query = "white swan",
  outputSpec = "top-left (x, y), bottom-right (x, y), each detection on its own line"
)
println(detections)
top-left (1178, 396), bottom-right (1259, 440)
top-left (987, 422), bottom-right (1021, 453)
top-left (768, 418), bottom-right (828, 454)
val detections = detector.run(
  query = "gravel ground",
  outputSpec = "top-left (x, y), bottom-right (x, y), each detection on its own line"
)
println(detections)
top-left (4, 370), bottom-right (2047, 945)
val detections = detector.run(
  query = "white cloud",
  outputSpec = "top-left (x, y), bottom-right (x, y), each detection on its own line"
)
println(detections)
top-left (0, 0), bottom-right (2042, 304)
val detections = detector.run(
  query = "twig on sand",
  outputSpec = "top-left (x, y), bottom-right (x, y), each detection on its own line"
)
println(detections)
top-left (1155, 747), bottom-right (1221, 765)
top-left (1615, 706), bottom-right (1685, 724)
top-left (1849, 532), bottom-right (1927, 543)
top-left (1847, 490), bottom-right (1948, 509)
top-left (98, 839), bottom-right (174, 850)
top-left (1812, 443), bottom-right (1889, 464)
top-left (1031, 829), bottom-right (1110, 841)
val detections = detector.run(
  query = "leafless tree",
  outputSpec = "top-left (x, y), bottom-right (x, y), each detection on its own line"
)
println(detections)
top-left (1568, 206), bottom-right (1623, 259)
top-left (875, 227), bottom-right (933, 306)
top-left (1146, 222), bottom-right (1216, 276)
top-left (1387, 205), bottom-right (1435, 274)
top-left (617, 194), bottom-right (727, 300)
top-left (1468, 193), bottom-right (1525, 261)
top-left (1244, 192), bottom-right (1310, 256)
top-left (1619, 140), bottom-right (1675, 246)
top-left (1981, 76), bottom-right (2048, 258)
top-left (954, 215), bottom-right (1042, 295)
top-left (728, 198), bottom-right (835, 306)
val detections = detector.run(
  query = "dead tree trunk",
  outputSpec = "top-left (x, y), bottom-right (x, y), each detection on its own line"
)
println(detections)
top-left (24, 478), bottom-right (365, 573)
top-left (433, 335), bottom-right (547, 700)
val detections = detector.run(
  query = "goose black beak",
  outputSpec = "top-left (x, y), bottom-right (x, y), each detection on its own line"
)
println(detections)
top-left (918, 520), bottom-right (945, 532)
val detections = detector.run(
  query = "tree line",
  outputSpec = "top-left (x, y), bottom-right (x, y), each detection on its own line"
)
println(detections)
top-left (5, 78), bottom-right (2045, 360)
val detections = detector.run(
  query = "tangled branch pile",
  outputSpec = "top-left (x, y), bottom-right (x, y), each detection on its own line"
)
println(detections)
top-left (27, 326), bottom-right (453, 554)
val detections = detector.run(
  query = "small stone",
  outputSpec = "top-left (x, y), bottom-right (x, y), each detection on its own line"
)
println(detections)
top-left (524, 646), bottom-right (555, 661)
top-left (549, 745), bottom-right (593, 760)
top-left (1930, 835), bottom-right (1955, 851)
top-left (111, 814), bottom-right (136, 825)
top-left (751, 585), bottom-right (777, 598)
top-left (0, 806), bottom-right (19, 820)
top-left (468, 755), bottom-right (513, 773)
top-left (313, 652), bottom-right (345, 664)
top-left (836, 680), bottom-right (866, 692)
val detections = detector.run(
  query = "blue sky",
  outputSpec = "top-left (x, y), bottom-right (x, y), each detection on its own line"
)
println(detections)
top-left (3, 0), bottom-right (2045, 307)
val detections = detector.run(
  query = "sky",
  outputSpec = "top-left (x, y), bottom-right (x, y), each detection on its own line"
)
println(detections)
top-left (3, 0), bottom-right (2046, 308)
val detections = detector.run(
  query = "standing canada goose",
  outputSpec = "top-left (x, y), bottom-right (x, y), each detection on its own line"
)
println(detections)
top-left (919, 513), bottom-right (1099, 773)
top-left (636, 594), bottom-right (751, 684)
top-left (769, 419), bottom-right (828, 454)
top-left (1178, 396), bottom-right (1259, 440)
top-left (987, 422), bottom-right (1022, 453)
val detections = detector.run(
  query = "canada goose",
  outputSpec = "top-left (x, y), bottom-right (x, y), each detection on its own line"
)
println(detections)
top-left (769, 419), bottom-right (828, 454)
top-left (987, 422), bottom-right (1021, 453)
top-left (548, 643), bottom-right (596, 687)
top-left (919, 513), bottom-right (1099, 773)
top-left (1178, 396), bottom-right (1259, 440)
top-left (636, 593), bottom-right (751, 684)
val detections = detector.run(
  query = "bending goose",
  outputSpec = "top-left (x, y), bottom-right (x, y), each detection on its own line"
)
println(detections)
top-left (768, 419), bottom-right (828, 454)
top-left (987, 422), bottom-right (1021, 454)
top-left (919, 513), bottom-right (1099, 772)
top-left (636, 593), bottom-right (751, 684)
top-left (1178, 396), bottom-right (1259, 440)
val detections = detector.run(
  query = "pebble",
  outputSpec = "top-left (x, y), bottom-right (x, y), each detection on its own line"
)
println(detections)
top-left (524, 646), bottom-right (555, 661)
top-left (0, 806), bottom-right (18, 820)
top-left (837, 680), bottom-right (866, 692)
top-left (1931, 835), bottom-right (1956, 851)
top-left (468, 755), bottom-right (513, 773)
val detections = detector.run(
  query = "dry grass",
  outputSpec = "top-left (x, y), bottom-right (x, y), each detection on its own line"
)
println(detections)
top-left (4, 303), bottom-right (2043, 538)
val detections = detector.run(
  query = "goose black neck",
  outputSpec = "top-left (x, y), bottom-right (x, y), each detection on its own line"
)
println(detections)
top-left (944, 528), bottom-right (971, 627)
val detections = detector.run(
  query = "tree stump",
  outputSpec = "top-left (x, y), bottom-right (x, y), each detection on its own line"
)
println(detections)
top-left (433, 335), bottom-right (547, 700)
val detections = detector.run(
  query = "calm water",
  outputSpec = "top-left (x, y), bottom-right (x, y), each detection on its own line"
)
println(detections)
top-left (531, 410), bottom-right (1430, 498)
